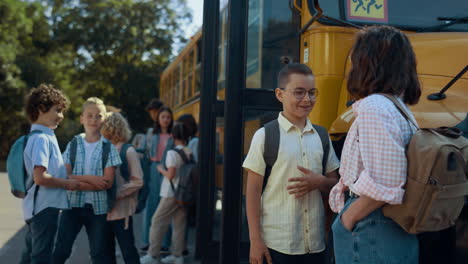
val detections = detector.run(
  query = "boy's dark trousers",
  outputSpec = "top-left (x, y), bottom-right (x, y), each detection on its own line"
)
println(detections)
top-left (264, 248), bottom-right (325, 264)
top-left (51, 205), bottom-right (113, 264)
top-left (418, 226), bottom-right (456, 264)
top-left (20, 207), bottom-right (59, 264)
top-left (108, 216), bottom-right (141, 264)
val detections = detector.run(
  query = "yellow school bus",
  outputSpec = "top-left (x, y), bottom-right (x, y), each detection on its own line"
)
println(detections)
top-left (159, 31), bottom-right (202, 123)
top-left (160, 0), bottom-right (468, 261)
top-left (161, 0), bottom-right (468, 161)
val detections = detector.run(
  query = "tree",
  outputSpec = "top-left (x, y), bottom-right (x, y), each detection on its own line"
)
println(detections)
top-left (0, 0), bottom-right (34, 159)
top-left (51, 0), bottom-right (191, 132)
top-left (0, 0), bottom-right (191, 161)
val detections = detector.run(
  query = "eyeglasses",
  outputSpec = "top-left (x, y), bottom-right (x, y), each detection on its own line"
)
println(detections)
top-left (279, 88), bottom-right (318, 100)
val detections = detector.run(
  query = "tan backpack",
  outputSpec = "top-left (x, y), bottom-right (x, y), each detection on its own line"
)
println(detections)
top-left (381, 95), bottom-right (468, 234)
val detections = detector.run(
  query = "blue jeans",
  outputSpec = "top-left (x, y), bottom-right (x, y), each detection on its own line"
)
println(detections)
top-left (52, 205), bottom-right (113, 264)
top-left (108, 217), bottom-right (140, 264)
top-left (332, 197), bottom-right (419, 264)
top-left (20, 207), bottom-right (59, 264)
top-left (142, 161), bottom-right (171, 247)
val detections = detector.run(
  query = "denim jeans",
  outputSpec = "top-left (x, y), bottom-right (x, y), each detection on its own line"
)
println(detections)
top-left (52, 205), bottom-right (113, 264)
top-left (332, 197), bottom-right (419, 264)
top-left (108, 217), bottom-right (140, 264)
top-left (20, 207), bottom-right (59, 264)
top-left (142, 161), bottom-right (171, 247)
top-left (265, 248), bottom-right (324, 264)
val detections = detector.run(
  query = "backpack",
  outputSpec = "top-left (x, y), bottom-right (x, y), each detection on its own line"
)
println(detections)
top-left (119, 143), bottom-right (149, 214)
top-left (69, 137), bottom-right (114, 211)
top-left (6, 130), bottom-right (42, 198)
top-left (169, 148), bottom-right (199, 208)
top-left (380, 95), bottom-right (468, 234)
top-left (262, 119), bottom-right (330, 190)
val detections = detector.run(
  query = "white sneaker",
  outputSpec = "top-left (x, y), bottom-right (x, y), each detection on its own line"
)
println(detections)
top-left (161, 254), bottom-right (184, 264)
top-left (140, 254), bottom-right (161, 264)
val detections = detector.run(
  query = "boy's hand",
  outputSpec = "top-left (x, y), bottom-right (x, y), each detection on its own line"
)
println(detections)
top-left (249, 239), bottom-right (272, 264)
top-left (89, 177), bottom-right (109, 189)
top-left (157, 164), bottom-right (164, 173)
top-left (287, 166), bottom-right (325, 198)
top-left (65, 179), bottom-right (81, 190)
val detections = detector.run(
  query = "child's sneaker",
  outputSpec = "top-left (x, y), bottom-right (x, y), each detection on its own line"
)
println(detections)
top-left (161, 254), bottom-right (184, 264)
top-left (140, 254), bottom-right (161, 264)
top-left (160, 246), bottom-right (170, 255)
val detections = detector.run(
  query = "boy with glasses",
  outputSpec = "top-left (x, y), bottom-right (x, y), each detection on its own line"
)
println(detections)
top-left (243, 63), bottom-right (340, 264)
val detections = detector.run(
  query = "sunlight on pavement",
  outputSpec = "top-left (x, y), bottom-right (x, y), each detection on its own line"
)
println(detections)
top-left (0, 172), bottom-right (24, 248)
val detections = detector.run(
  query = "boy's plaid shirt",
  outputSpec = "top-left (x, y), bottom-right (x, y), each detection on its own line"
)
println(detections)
top-left (62, 134), bottom-right (122, 215)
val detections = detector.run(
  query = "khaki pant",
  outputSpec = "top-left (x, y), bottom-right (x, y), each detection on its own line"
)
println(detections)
top-left (148, 197), bottom-right (187, 258)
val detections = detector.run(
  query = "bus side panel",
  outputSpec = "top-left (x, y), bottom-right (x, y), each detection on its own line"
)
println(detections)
top-left (301, 27), bottom-right (356, 129)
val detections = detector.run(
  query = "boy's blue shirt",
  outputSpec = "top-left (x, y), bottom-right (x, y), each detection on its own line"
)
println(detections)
top-left (23, 124), bottom-right (69, 221)
top-left (62, 133), bottom-right (122, 215)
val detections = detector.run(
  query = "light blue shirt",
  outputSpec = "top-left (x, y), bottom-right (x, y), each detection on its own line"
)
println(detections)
top-left (22, 124), bottom-right (69, 220)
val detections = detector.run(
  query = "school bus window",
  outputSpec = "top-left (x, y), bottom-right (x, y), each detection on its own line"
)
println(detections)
top-left (182, 78), bottom-right (187, 102)
top-left (188, 73), bottom-right (193, 98)
top-left (186, 59), bottom-right (190, 101)
top-left (191, 50), bottom-right (195, 72)
top-left (218, 7), bottom-right (228, 84)
top-left (171, 87), bottom-right (175, 107)
top-left (314, 1), bottom-right (468, 31)
top-left (174, 82), bottom-right (179, 105)
top-left (184, 57), bottom-right (191, 101)
top-left (245, 0), bottom-right (300, 89)
top-left (171, 71), bottom-right (174, 93)
top-left (195, 65), bottom-right (201, 93)
top-left (176, 63), bottom-right (180, 82)
top-left (176, 64), bottom-right (181, 105)
top-left (246, 0), bottom-right (262, 89)
top-left (196, 39), bottom-right (202, 64)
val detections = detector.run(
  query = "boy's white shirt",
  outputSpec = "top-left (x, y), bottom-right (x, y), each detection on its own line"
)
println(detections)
top-left (83, 140), bottom-right (99, 204)
top-left (242, 112), bottom-right (340, 255)
top-left (160, 145), bottom-right (192, 198)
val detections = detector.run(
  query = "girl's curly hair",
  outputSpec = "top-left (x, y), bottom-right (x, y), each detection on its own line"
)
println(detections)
top-left (101, 112), bottom-right (132, 143)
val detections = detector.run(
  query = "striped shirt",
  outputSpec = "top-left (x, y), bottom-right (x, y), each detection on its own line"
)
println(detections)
top-left (62, 134), bottom-right (122, 215)
top-left (329, 94), bottom-right (417, 213)
top-left (243, 113), bottom-right (340, 254)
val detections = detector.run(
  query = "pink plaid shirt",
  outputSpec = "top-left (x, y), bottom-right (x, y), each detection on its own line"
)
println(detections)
top-left (329, 94), bottom-right (418, 213)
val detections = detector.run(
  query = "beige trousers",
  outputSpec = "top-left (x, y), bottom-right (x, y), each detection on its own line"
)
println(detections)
top-left (148, 197), bottom-right (187, 258)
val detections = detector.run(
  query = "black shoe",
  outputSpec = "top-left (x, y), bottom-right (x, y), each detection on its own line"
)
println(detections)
top-left (160, 247), bottom-right (170, 254)
top-left (183, 249), bottom-right (189, 256)
top-left (139, 245), bottom-right (149, 251)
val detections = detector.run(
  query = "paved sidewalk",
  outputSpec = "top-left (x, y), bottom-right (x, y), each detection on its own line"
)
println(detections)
top-left (0, 172), bottom-right (199, 263)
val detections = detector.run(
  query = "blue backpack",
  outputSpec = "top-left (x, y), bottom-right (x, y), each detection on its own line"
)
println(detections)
top-left (6, 130), bottom-right (42, 198)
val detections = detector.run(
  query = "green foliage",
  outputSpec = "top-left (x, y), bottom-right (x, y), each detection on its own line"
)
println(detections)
top-left (0, 0), bottom-right (32, 159)
top-left (51, 0), bottom-right (191, 132)
top-left (0, 0), bottom-right (191, 160)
